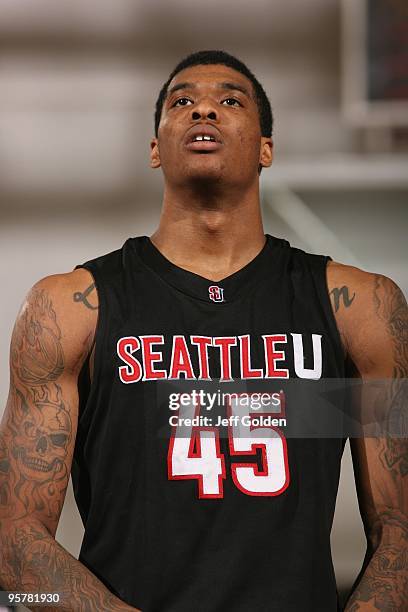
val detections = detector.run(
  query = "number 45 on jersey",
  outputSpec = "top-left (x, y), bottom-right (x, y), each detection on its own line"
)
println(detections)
top-left (167, 393), bottom-right (289, 498)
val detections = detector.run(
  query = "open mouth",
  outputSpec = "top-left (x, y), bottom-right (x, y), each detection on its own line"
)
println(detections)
top-left (185, 125), bottom-right (223, 152)
top-left (191, 135), bottom-right (216, 143)
top-left (186, 134), bottom-right (222, 152)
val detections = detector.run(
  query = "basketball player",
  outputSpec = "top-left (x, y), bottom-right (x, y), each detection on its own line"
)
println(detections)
top-left (0, 50), bottom-right (406, 611)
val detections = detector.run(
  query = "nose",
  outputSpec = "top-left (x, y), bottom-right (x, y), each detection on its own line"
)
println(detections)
top-left (191, 97), bottom-right (218, 122)
top-left (36, 435), bottom-right (48, 454)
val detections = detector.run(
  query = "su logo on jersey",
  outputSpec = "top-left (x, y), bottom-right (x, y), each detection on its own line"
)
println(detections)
top-left (208, 285), bottom-right (224, 302)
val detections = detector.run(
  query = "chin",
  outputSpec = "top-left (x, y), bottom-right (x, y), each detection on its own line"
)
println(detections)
top-left (184, 157), bottom-right (225, 182)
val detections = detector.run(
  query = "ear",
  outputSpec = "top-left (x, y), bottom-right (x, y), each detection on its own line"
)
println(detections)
top-left (150, 138), bottom-right (161, 169)
top-left (259, 137), bottom-right (273, 169)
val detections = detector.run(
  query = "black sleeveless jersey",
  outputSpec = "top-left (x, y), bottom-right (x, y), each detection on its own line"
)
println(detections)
top-left (72, 234), bottom-right (347, 612)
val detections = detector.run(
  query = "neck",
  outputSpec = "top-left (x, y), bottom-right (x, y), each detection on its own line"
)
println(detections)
top-left (150, 180), bottom-right (266, 281)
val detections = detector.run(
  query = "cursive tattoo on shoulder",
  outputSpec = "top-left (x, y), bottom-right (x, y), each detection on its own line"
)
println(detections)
top-left (329, 285), bottom-right (356, 313)
top-left (73, 282), bottom-right (98, 311)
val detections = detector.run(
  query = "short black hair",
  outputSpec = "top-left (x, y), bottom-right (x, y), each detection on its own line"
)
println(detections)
top-left (154, 50), bottom-right (273, 138)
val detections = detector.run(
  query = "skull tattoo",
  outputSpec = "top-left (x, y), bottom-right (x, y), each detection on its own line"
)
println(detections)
top-left (12, 385), bottom-right (71, 484)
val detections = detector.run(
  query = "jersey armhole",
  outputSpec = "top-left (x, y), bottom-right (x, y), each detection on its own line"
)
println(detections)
top-left (313, 255), bottom-right (349, 444)
top-left (318, 256), bottom-right (347, 377)
top-left (74, 262), bottom-right (107, 429)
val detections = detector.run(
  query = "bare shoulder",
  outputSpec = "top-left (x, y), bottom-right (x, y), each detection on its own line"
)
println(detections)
top-left (326, 259), bottom-right (406, 320)
top-left (0, 268), bottom-right (99, 531)
top-left (326, 260), bottom-right (407, 374)
top-left (19, 267), bottom-right (99, 375)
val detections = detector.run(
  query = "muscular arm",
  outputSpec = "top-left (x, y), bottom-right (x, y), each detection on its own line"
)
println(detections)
top-left (0, 271), bottom-right (139, 612)
top-left (328, 264), bottom-right (408, 610)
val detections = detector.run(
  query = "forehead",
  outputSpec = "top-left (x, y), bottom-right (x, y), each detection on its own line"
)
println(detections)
top-left (167, 64), bottom-right (256, 98)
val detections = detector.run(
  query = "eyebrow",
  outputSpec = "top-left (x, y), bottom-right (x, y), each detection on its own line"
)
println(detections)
top-left (219, 82), bottom-right (251, 98)
top-left (167, 82), bottom-right (194, 96)
top-left (167, 81), bottom-right (252, 99)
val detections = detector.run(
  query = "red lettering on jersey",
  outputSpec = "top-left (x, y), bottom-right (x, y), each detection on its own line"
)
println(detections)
top-left (117, 336), bottom-right (142, 383)
top-left (169, 335), bottom-right (196, 379)
top-left (190, 335), bottom-right (212, 379)
top-left (140, 335), bottom-right (166, 380)
top-left (239, 334), bottom-right (263, 378)
top-left (213, 337), bottom-right (237, 381)
top-left (262, 334), bottom-right (289, 378)
top-left (208, 285), bottom-right (224, 302)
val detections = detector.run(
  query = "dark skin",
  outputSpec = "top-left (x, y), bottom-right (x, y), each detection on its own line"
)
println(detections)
top-left (150, 64), bottom-right (272, 280)
top-left (328, 267), bottom-right (407, 611)
top-left (0, 63), bottom-right (407, 610)
top-left (0, 272), bottom-right (139, 612)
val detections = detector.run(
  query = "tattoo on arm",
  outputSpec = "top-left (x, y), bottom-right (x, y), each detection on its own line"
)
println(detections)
top-left (1, 287), bottom-right (135, 609)
top-left (73, 283), bottom-right (98, 311)
top-left (346, 537), bottom-right (408, 611)
top-left (329, 285), bottom-right (356, 312)
top-left (345, 276), bottom-right (408, 611)
top-left (373, 275), bottom-right (408, 379)
top-left (1, 288), bottom-right (70, 524)
top-left (374, 275), bottom-right (408, 478)
top-left (2, 521), bottom-right (137, 610)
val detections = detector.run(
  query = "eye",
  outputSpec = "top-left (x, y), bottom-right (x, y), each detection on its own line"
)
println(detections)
top-left (222, 98), bottom-right (242, 107)
top-left (173, 97), bottom-right (193, 107)
top-left (50, 433), bottom-right (68, 447)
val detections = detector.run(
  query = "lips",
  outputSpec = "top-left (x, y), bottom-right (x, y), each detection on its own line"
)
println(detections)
top-left (186, 140), bottom-right (222, 152)
top-left (185, 124), bottom-right (222, 152)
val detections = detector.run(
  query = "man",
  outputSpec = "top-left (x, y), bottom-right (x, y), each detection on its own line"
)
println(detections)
top-left (0, 50), bottom-right (406, 611)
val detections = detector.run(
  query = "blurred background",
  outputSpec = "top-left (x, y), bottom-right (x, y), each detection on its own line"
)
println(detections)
top-left (0, 0), bottom-right (407, 608)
